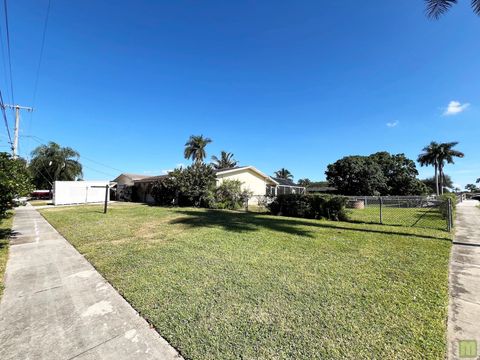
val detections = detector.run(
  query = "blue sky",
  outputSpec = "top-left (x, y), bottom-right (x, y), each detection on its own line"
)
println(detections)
top-left (2, 1), bottom-right (479, 188)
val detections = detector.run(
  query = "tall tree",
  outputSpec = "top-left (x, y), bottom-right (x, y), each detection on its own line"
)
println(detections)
top-left (326, 156), bottom-right (388, 196)
top-left (211, 151), bottom-right (238, 170)
top-left (425, 0), bottom-right (480, 19)
top-left (297, 178), bottom-right (312, 187)
top-left (418, 142), bottom-right (442, 195)
top-left (422, 174), bottom-right (454, 194)
top-left (437, 142), bottom-right (464, 195)
top-left (184, 135), bottom-right (212, 164)
top-left (465, 184), bottom-right (479, 192)
top-left (29, 142), bottom-right (83, 190)
top-left (274, 168), bottom-right (293, 180)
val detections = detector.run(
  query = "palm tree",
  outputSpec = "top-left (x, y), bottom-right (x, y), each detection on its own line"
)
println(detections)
top-left (418, 142), bottom-right (442, 195)
top-left (184, 135), bottom-right (212, 164)
top-left (437, 142), bottom-right (464, 194)
top-left (298, 178), bottom-right (311, 187)
top-left (211, 151), bottom-right (238, 170)
top-left (29, 142), bottom-right (83, 190)
top-left (425, 0), bottom-right (480, 19)
top-left (274, 168), bottom-right (293, 180)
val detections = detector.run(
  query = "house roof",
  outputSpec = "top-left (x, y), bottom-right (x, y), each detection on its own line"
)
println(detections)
top-left (133, 175), bottom-right (168, 184)
top-left (273, 177), bottom-right (303, 187)
top-left (216, 166), bottom-right (279, 185)
top-left (213, 166), bottom-right (249, 174)
top-left (113, 173), bottom-right (152, 182)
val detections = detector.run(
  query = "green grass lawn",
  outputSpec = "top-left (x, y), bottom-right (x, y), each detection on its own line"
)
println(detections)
top-left (0, 212), bottom-right (13, 298)
top-left (348, 206), bottom-right (447, 231)
top-left (40, 203), bottom-right (451, 359)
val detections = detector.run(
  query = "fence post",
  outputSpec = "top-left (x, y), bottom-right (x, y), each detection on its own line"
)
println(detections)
top-left (104, 184), bottom-right (109, 214)
top-left (379, 196), bottom-right (383, 224)
top-left (446, 198), bottom-right (452, 232)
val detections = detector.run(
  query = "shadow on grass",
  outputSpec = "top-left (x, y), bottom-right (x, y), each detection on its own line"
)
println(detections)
top-left (170, 209), bottom-right (451, 242)
top-left (0, 229), bottom-right (13, 250)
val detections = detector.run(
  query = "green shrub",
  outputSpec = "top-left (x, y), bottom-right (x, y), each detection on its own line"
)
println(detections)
top-left (268, 194), bottom-right (349, 221)
top-left (151, 177), bottom-right (178, 206)
top-left (211, 180), bottom-right (251, 210)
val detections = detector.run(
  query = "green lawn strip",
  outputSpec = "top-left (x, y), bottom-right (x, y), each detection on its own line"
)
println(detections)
top-left (348, 206), bottom-right (447, 230)
top-left (28, 200), bottom-right (52, 207)
top-left (40, 203), bottom-right (451, 359)
top-left (0, 212), bottom-right (13, 298)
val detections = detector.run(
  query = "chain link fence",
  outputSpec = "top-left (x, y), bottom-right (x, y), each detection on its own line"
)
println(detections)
top-left (346, 196), bottom-right (455, 231)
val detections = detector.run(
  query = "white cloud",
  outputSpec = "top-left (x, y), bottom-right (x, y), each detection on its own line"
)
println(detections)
top-left (443, 101), bottom-right (470, 116)
top-left (386, 120), bottom-right (399, 128)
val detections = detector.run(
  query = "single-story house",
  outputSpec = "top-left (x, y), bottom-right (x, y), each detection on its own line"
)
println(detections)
top-left (112, 173), bottom-right (152, 201)
top-left (216, 166), bottom-right (278, 205)
top-left (272, 177), bottom-right (307, 196)
top-left (133, 175), bottom-right (167, 203)
top-left (115, 165), bottom-right (306, 205)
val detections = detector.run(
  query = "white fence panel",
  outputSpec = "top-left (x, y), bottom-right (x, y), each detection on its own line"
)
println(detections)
top-left (53, 181), bottom-right (110, 206)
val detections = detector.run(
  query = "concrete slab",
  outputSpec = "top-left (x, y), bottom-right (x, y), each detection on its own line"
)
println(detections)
top-left (448, 200), bottom-right (480, 359)
top-left (0, 205), bottom-right (182, 360)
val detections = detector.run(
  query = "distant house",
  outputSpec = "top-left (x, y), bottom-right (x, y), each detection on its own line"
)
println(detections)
top-left (112, 173), bottom-right (151, 201)
top-left (216, 166), bottom-right (278, 205)
top-left (272, 177), bottom-right (306, 196)
top-left (306, 185), bottom-right (337, 194)
top-left (132, 175), bottom-right (166, 204)
top-left (116, 165), bottom-right (306, 205)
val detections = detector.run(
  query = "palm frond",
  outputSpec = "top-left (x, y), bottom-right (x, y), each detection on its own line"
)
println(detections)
top-left (473, 0), bottom-right (480, 15)
top-left (425, 0), bottom-right (457, 19)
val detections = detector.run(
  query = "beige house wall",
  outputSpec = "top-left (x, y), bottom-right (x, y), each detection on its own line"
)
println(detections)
top-left (216, 168), bottom-right (272, 205)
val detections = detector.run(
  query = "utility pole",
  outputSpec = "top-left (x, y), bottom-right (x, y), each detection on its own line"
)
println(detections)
top-left (2, 104), bottom-right (33, 158)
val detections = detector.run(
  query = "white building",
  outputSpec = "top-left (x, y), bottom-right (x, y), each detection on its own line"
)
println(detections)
top-left (53, 180), bottom-right (110, 206)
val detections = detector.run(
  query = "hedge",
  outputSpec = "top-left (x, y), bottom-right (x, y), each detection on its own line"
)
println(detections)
top-left (268, 194), bottom-right (349, 221)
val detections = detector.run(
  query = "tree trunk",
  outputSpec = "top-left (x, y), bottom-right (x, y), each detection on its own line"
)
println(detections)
top-left (439, 164), bottom-right (444, 195)
top-left (434, 161), bottom-right (439, 196)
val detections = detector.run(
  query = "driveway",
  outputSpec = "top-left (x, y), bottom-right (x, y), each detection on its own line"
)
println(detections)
top-left (448, 200), bottom-right (480, 359)
top-left (0, 205), bottom-right (182, 359)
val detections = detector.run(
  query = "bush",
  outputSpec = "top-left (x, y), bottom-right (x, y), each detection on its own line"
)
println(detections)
top-left (149, 164), bottom-right (216, 208)
top-left (151, 176), bottom-right (178, 206)
top-left (268, 194), bottom-right (349, 221)
top-left (0, 153), bottom-right (33, 219)
top-left (211, 180), bottom-right (251, 210)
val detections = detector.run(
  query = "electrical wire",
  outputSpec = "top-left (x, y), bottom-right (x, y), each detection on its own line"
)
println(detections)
top-left (26, 0), bottom-right (51, 137)
top-left (22, 134), bottom-right (122, 178)
top-left (0, 88), bottom-right (12, 148)
top-left (0, 10), bottom-right (9, 103)
top-left (3, 0), bottom-right (14, 106)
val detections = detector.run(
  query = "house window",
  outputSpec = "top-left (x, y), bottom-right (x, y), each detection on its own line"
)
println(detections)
top-left (266, 185), bottom-right (276, 196)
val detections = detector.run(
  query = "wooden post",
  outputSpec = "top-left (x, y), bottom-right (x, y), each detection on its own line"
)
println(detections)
top-left (446, 198), bottom-right (452, 232)
top-left (104, 184), bottom-right (109, 214)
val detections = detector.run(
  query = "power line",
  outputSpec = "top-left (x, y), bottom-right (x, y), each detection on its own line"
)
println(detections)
top-left (0, 10), bottom-right (9, 102)
top-left (3, 0), bottom-right (14, 106)
top-left (0, 89), bottom-right (12, 148)
top-left (22, 134), bottom-right (122, 177)
top-left (27, 0), bottom-right (51, 137)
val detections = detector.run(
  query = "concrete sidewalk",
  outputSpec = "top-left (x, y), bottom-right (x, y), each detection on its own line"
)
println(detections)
top-left (448, 200), bottom-right (480, 359)
top-left (0, 205), bottom-right (182, 360)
